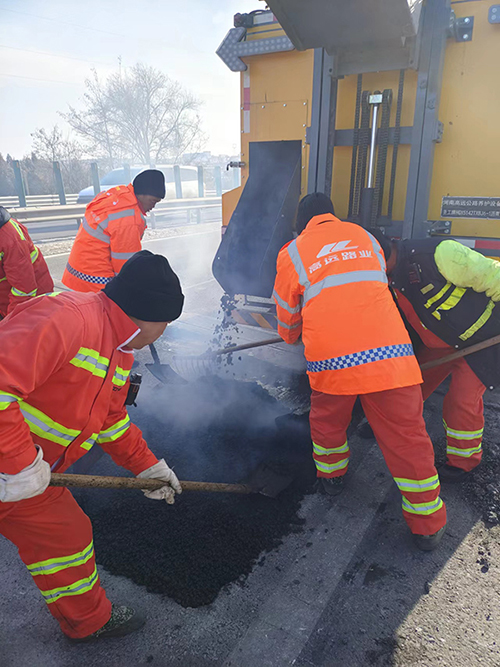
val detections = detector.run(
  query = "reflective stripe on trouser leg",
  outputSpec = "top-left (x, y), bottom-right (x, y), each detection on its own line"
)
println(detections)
top-left (0, 487), bottom-right (111, 638)
top-left (360, 385), bottom-right (447, 536)
top-left (443, 358), bottom-right (485, 472)
top-left (309, 391), bottom-right (357, 479)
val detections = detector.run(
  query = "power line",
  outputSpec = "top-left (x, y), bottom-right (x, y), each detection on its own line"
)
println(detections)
top-left (0, 44), bottom-right (113, 67)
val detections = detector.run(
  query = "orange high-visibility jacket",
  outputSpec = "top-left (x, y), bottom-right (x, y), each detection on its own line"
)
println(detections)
top-left (0, 217), bottom-right (54, 317)
top-left (0, 290), bottom-right (158, 475)
top-left (273, 214), bottom-right (422, 395)
top-left (62, 184), bottom-right (147, 292)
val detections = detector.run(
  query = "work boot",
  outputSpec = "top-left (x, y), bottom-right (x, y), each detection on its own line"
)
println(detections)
top-left (320, 476), bottom-right (345, 496)
top-left (413, 525), bottom-right (447, 552)
top-left (439, 463), bottom-right (470, 483)
top-left (70, 604), bottom-right (146, 643)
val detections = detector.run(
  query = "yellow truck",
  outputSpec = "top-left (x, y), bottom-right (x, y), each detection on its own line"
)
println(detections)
top-left (212, 0), bottom-right (500, 332)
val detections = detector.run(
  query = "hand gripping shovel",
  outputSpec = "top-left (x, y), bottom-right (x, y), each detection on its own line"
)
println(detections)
top-left (50, 462), bottom-right (294, 499)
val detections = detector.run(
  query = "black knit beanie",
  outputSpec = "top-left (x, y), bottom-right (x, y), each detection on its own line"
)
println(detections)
top-left (296, 192), bottom-right (335, 234)
top-left (133, 169), bottom-right (166, 199)
top-left (104, 250), bottom-right (184, 322)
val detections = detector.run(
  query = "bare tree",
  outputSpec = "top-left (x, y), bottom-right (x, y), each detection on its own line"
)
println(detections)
top-left (62, 63), bottom-right (204, 165)
top-left (61, 70), bottom-right (118, 168)
top-left (30, 125), bottom-right (88, 193)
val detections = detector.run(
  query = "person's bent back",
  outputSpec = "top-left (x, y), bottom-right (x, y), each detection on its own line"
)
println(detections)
top-left (62, 169), bottom-right (165, 292)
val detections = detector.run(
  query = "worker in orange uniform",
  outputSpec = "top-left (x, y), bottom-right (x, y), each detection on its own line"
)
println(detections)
top-left (273, 193), bottom-right (447, 550)
top-left (0, 250), bottom-right (184, 641)
top-left (371, 232), bottom-right (500, 483)
top-left (62, 169), bottom-right (165, 291)
top-left (0, 206), bottom-right (53, 317)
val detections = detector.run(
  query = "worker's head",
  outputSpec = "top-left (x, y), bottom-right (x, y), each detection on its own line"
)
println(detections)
top-left (369, 229), bottom-right (397, 273)
top-left (133, 169), bottom-right (166, 213)
top-left (296, 193), bottom-right (335, 235)
top-left (104, 250), bottom-right (184, 348)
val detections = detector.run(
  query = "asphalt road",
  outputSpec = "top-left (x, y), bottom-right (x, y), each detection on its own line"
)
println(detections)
top-left (1, 225), bottom-right (500, 665)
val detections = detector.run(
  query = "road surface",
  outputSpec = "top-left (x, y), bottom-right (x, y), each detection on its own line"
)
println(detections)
top-left (1, 222), bottom-right (500, 666)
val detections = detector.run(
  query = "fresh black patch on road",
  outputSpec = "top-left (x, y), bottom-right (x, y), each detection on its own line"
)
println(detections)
top-left (74, 377), bottom-right (315, 607)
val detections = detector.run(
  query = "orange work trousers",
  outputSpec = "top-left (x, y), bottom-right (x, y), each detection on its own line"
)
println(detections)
top-left (309, 384), bottom-right (447, 536)
top-left (0, 486), bottom-right (111, 638)
top-left (419, 347), bottom-right (485, 472)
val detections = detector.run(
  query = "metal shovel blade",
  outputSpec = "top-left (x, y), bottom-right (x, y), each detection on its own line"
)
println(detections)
top-left (244, 462), bottom-right (295, 498)
top-left (169, 354), bottom-right (218, 382)
top-left (145, 362), bottom-right (188, 385)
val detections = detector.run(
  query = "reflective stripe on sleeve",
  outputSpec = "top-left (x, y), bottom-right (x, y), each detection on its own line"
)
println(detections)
top-left (313, 441), bottom-right (349, 456)
top-left (82, 216), bottom-right (111, 244)
top-left (314, 458), bottom-right (349, 474)
top-left (0, 392), bottom-right (20, 411)
top-left (110, 251), bottom-right (136, 260)
top-left (97, 415), bottom-right (131, 443)
top-left (19, 401), bottom-right (80, 446)
top-left (276, 319), bottom-right (301, 330)
top-left (27, 541), bottom-right (94, 576)
top-left (307, 343), bottom-right (414, 373)
top-left (112, 366), bottom-right (131, 387)
top-left (10, 219), bottom-right (25, 240)
top-left (272, 289), bottom-right (301, 314)
top-left (394, 474), bottom-right (440, 493)
top-left (30, 247), bottom-right (40, 263)
top-left (11, 287), bottom-right (37, 298)
top-left (70, 347), bottom-right (110, 378)
top-left (39, 566), bottom-right (99, 604)
top-left (401, 496), bottom-right (444, 516)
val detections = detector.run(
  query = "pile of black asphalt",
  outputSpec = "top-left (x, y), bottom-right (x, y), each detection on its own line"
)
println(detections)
top-left (73, 376), bottom-right (317, 608)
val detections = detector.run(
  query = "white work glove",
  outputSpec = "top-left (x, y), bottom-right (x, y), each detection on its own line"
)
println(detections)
top-left (137, 459), bottom-right (182, 505)
top-left (0, 447), bottom-right (51, 503)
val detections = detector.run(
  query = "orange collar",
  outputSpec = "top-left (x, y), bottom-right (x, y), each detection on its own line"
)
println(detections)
top-left (304, 213), bottom-right (341, 231)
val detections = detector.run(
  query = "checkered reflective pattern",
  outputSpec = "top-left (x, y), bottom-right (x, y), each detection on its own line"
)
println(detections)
top-left (307, 343), bottom-right (414, 373)
top-left (66, 263), bottom-right (113, 285)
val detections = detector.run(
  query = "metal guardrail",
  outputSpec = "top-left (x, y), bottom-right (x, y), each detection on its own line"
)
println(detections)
top-left (10, 196), bottom-right (222, 231)
top-left (0, 194), bottom-right (79, 208)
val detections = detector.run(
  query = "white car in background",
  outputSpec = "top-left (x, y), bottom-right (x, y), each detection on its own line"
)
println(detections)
top-left (76, 165), bottom-right (199, 204)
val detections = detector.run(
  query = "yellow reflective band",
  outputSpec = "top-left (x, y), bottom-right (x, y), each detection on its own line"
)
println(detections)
top-left (0, 251), bottom-right (4, 261)
top-left (420, 283), bottom-right (434, 295)
top-left (459, 300), bottom-right (495, 341)
top-left (443, 420), bottom-right (483, 440)
top-left (81, 433), bottom-right (98, 451)
top-left (10, 219), bottom-right (25, 240)
top-left (447, 444), bottom-right (482, 458)
top-left (314, 458), bottom-right (349, 473)
top-left (112, 366), bottom-right (130, 387)
top-left (313, 441), bottom-right (349, 456)
top-left (0, 276), bottom-right (7, 283)
top-left (424, 282), bottom-right (451, 309)
top-left (0, 392), bottom-right (20, 411)
top-left (30, 247), bottom-right (40, 263)
top-left (11, 287), bottom-right (37, 297)
top-left (401, 496), bottom-right (444, 516)
top-left (394, 475), bottom-right (440, 493)
top-left (27, 541), bottom-right (94, 576)
top-left (19, 401), bottom-right (80, 447)
top-left (97, 415), bottom-right (131, 443)
top-left (432, 286), bottom-right (467, 320)
top-left (70, 347), bottom-right (110, 379)
top-left (40, 566), bottom-right (99, 604)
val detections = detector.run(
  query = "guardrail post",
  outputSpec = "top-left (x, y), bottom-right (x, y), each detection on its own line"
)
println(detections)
top-left (197, 166), bottom-right (204, 197)
top-left (123, 163), bottom-right (131, 183)
top-left (12, 161), bottom-right (27, 207)
top-left (53, 161), bottom-right (66, 205)
top-left (214, 166), bottom-right (222, 197)
top-left (232, 168), bottom-right (240, 189)
top-left (90, 162), bottom-right (100, 196)
top-left (173, 165), bottom-right (183, 199)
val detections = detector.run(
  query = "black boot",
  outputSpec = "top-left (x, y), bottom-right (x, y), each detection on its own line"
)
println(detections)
top-left (320, 476), bottom-right (345, 496)
top-left (70, 604), bottom-right (146, 643)
top-left (439, 464), bottom-right (470, 483)
top-left (413, 525), bottom-right (446, 551)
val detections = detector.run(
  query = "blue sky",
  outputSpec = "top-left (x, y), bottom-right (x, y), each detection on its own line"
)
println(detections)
top-left (0, 0), bottom-right (260, 158)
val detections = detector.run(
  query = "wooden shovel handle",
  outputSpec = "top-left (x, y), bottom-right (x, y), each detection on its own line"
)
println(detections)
top-left (420, 333), bottom-right (500, 371)
top-left (50, 472), bottom-right (251, 494)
